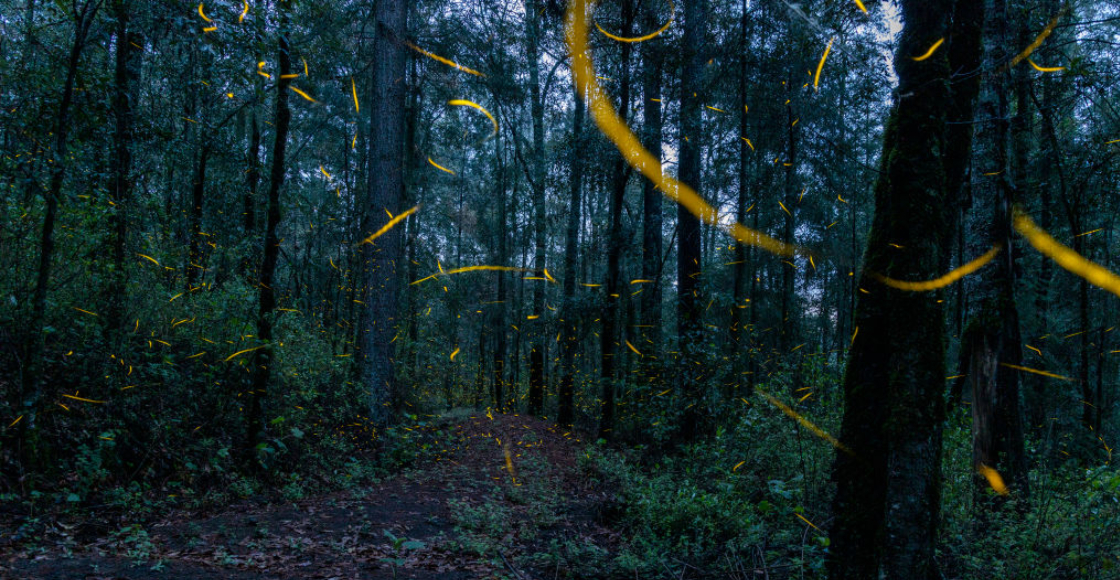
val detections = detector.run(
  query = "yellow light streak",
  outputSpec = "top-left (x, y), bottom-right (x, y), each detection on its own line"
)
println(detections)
top-left (911, 38), bottom-right (945, 61)
top-left (758, 389), bottom-right (853, 455)
top-left (1008, 10), bottom-right (1065, 69)
top-left (62, 394), bottom-right (105, 404)
top-left (360, 206), bottom-right (419, 245)
top-left (594, 0), bottom-right (674, 43)
top-left (871, 245), bottom-right (1001, 291)
top-left (999, 363), bottom-right (1073, 381)
top-left (976, 463), bottom-right (1009, 495)
top-left (225, 345), bottom-right (265, 362)
top-left (814, 38), bottom-right (835, 91)
top-left (565, 0), bottom-right (802, 260)
top-left (1014, 208), bottom-right (1120, 300)
top-left (448, 99), bottom-right (498, 140)
top-left (428, 157), bottom-right (455, 174)
top-left (289, 86), bottom-right (318, 103)
top-left (137, 254), bottom-right (160, 266)
top-left (405, 42), bottom-right (486, 77)
top-left (1028, 58), bottom-right (1064, 72)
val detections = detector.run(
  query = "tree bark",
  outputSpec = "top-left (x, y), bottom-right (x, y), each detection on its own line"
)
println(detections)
top-left (677, 0), bottom-right (706, 442)
top-left (827, 0), bottom-right (969, 577)
top-left (21, 1), bottom-right (99, 466)
top-left (731, 0), bottom-right (751, 382)
top-left (598, 0), bottom-right (634, 439)
top-left (107, 0), bottom-right (140, 334)
top-left (525, 0), bottom-right (549, 417)
top-left (361, 0), bottom-right (408, 427)
top-left (557, 90), bottom-right (585, 428)
top-left (246, 0), bottom-right (293, 454)
top-left (961, 0), bottom-right (1029, 503)
top-left (639, 3), bottom-right (664, 397)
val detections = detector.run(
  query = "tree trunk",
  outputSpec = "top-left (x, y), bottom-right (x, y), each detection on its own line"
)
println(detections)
top-left (245, 105), bottom-right (261, 237)
top-left (779, 79), bottom-right (797, 353)
top-left (21, 1), bottom-right (98, 466)
top-left (361, 0), bottom-right (408, 427)
top-left (640, 21), bottom-right (663, 358)
top-left (493, 132), bottom-right (509, 411)
top-left (599, 0), bottom-right (634, 439)
top-left (525, 0), bottom-right (549, 418)
top-left (186, 145), bottom-right (211, 291)
top-left (676, 0), bottom-right (706, 442)
top-left (106, 0), bottom-right (139, 334)
top-left (246, 0), bottom-right (293, 454)
top-left (731, 0), bottom-right (751, 382)
top-left (828, 0), bottom-right (968, 577)
top-left (961, 0), bottom-right (1029, 503)
top-left (557, 90), bottom-right (585, 428)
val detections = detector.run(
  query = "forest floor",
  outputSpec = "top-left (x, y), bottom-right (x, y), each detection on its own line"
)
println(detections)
top-left (1, 413), bottom-right (623, 579)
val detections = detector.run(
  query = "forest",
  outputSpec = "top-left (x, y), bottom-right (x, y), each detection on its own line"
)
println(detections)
top-left (1, 0), bottom-right (1119, 578)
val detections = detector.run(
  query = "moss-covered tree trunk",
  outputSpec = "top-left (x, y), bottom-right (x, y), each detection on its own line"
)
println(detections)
top-left (827, 0), bottom-right (974, 577)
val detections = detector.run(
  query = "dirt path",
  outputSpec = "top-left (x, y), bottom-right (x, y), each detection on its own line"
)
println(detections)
top-left (1, 414), bottom-right (621, 579)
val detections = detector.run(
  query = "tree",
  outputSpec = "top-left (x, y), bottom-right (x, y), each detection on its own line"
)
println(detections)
top-left (246, 0), bottom-right (294, 454)
top-left (557, 85), bottom-right (585, 429)
top-left (19, 0), bottom-right (101, 468)
top-left (676, 0), bottom-right (706, 443)
top-left (598, 0), bottom-right (634, 439)
top-left (361, 0), bottom-right (409, 426)
top-left (525, 0), bottom-right (549, 418)
top-left (828, 0), bottom-right (978, 577)
top-left (106, 0), bottom-right (140, 335)
top-left (961, 0), bottom-right (1029, 502)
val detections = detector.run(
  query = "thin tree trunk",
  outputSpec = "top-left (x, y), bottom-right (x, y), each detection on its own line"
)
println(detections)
top-left (677, 0), bottom-right (706, 442)
top-left (599, 0), bottom-right (634, 439)
top-left (246, 0), bottom-right (293, 453)
top-left (525, 0), bottom-right (549, 417)
top-left (493, 131), bottom-right (508, 411)
top-left (557, 91), bottom-right (585, 428)
top-left (21, 1), bottom-right (98, 466)
top-left (639, 17), bottom-right (663, 358)
top-left (731, 0), bottom-right (750, 381)
top-left (779, 79), bottom-right (797, 353)
top-left (245, 107), bottom-right (260, 236)
top-left (186, 145), bottom-right (211, 291)
top-left (107, 0), bottom-right (140, 334)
